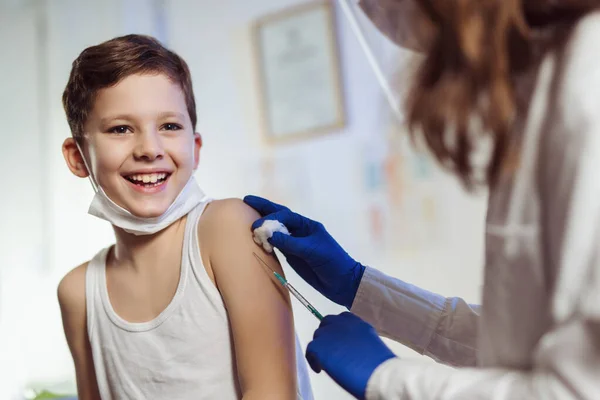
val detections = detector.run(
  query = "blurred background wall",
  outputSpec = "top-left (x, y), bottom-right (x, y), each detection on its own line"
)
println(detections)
top-left (0, 0), bottom-right (487, 398)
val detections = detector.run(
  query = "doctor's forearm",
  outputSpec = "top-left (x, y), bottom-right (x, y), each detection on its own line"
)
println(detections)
top-left (365, 317), bottom-right (599, 400)
top-left (351, 267), bottom-right (480, 367)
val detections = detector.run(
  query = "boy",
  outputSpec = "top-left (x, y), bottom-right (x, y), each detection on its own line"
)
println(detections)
top-left (57, 34), bottom-right (312, 399)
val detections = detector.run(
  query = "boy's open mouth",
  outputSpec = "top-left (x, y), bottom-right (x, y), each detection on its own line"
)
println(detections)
top-left (124, 172), bottom-right (171, 188)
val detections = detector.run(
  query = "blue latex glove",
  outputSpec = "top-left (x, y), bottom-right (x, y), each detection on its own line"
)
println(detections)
top-left (306, 312), bottom-right (397, 400)
top-left (244, 195), bottom-right (365, 309)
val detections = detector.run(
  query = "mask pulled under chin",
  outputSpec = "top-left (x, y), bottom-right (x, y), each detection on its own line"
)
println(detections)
top-left (88, 176), bottom-right (208, 236)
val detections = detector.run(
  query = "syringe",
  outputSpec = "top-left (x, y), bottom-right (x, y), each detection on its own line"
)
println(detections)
top-left (253, 252), bottom-right (324, 321)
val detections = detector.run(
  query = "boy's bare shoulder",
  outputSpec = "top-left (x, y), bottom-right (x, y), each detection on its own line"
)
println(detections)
top-left (57, 262), bottom-right (89, 312)
top-left (199, 198), bottom-right (259, 229)
top-left (197, 198), bottom-right (260, 256)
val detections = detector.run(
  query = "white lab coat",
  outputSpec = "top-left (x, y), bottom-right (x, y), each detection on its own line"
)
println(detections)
top-left (350, 9), bottom-right (600, 400)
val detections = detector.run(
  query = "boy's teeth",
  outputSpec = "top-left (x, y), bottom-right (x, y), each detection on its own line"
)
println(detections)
top-left (129, 173), bottom-right (167, 183)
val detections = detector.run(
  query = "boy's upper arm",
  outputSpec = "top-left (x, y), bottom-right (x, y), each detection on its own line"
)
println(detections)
top-left (201, 199), bottom-right (298, 399)
top-left (57, 263), bottom-right (101, 400)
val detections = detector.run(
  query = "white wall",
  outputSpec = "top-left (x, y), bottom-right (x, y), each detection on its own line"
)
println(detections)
top-left (0, 1), bottom-right (487, 398)
top-left (0, 3), bottom-right (46, 396)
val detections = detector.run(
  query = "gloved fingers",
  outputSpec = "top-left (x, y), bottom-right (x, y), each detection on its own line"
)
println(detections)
top-left (251, 209), bottom-right (312, 234)
top-left (336, 312), bottom-right (375, 332)
top-left (268, 232), bottom-right (304, 256)
top-left (312, 314), bottom-right (344, 342)
top-left (288, 256), bottom-right (323, 288)
top-left (338, 311), bottom-right (361, 322)
top-left (316, 314), bottom-right (340, 330)
top-left (314, 313), bottom-right (371, 337)
top-left (244, 195), bottom-right (288, 216)
top-left (305, 341), bottom-right (323, 373)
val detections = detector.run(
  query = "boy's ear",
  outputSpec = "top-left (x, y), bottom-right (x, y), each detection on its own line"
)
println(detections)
top-left (62, 137), bottom-right (90, 178)
top-left (193, 133), bottom-right (202, 170)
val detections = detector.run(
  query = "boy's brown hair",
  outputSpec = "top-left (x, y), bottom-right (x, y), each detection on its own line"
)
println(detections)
top-left (62, 34), bottom-right (197, 142)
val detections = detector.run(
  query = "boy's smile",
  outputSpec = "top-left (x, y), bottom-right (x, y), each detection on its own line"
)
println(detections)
top-left (69, 73), bottom-right (201, 218)
top-left (122, 170), bottom-right (172, 194)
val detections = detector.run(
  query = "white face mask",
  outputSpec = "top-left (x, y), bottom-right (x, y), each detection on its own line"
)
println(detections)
top-left (76, 142), bottom-right (207, 236)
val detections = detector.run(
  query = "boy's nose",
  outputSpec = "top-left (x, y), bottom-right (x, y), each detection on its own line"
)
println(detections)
top-left (134, 129), bottom-right (164, 161)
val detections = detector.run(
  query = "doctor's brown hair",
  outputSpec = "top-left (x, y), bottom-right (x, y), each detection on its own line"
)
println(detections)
top-left (62, 34), bottom-right (197, 142)
top-left (405, 0), bottom-right (597, 189)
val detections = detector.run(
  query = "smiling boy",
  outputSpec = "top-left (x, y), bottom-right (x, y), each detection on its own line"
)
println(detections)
top-left (57, 34), bottom-right (312, 400)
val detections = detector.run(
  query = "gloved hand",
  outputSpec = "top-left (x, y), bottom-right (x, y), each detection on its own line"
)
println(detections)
top-left (244, 195), bottom-right (365, 309)
top-left (306, 312), bottom-right (397, 400)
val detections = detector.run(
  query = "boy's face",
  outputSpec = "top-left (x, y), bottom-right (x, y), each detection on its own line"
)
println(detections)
top-left (64, 73), bottom-right (201, 218)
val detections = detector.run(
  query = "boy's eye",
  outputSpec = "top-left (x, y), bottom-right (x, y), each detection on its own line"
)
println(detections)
top-left (108, 125), bottom-right (131, 134)
top-left (162, 123), bottom-right (182, 131)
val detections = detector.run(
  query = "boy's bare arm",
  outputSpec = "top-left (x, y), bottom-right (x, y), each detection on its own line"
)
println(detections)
top-left (57, 264), bottom-right (102, 400)
top-left (200, 199), bottom-right (298, 400)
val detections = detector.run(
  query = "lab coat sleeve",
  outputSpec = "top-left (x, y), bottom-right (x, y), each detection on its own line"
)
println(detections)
top-left (363, 13), bottom-right (600, 400)
top-left (351, 267), bottom-right (481, 367)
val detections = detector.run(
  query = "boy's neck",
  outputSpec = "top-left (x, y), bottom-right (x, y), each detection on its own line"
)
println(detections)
top-left (110, 216), bottom-right (187, 272)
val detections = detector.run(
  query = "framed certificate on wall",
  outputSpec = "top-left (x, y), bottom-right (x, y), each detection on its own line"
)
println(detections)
top-left (253, 1), bottom-right (346, 143)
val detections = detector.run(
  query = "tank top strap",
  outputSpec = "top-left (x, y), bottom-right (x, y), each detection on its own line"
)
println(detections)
top-left (184, 197), bottom-right (213, 236)
top-left (85, 246), bottom-right (110, 341)
top-left (181, 196), bottom-right (227, 316)
top-left (182, 197), bottom-right (213, 262)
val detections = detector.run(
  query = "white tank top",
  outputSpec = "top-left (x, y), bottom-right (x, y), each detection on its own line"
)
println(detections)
top-left (86, 201), bottom-right (314, 399)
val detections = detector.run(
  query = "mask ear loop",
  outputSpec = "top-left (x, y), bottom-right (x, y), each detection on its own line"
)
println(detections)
top-left (75, 138), bottom-right (99, 193)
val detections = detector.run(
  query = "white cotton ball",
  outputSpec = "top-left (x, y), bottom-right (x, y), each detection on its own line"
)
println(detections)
top-left (253, 220), bottom-right (290, 253)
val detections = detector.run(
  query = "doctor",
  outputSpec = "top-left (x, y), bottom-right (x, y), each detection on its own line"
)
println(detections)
top-left (245, 0), bottom-right (600, 399)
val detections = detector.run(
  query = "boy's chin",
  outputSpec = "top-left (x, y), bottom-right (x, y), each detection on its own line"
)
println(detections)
top-left (128, 203), bottom-right (171, 218)
top-left (123, 197), bottom-right (174, 218)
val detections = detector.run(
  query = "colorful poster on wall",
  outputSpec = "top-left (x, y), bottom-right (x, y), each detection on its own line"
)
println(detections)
top-left (362, 120), bottom-right (441, 255)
